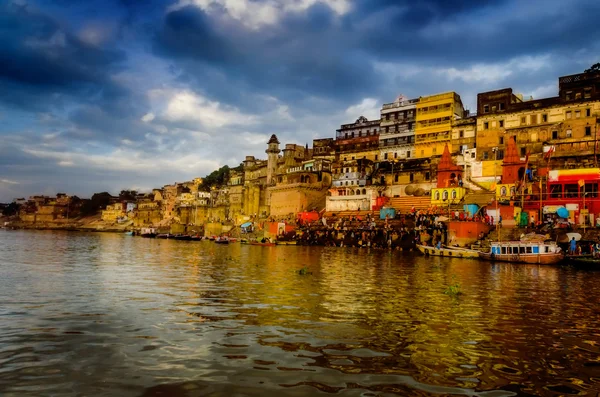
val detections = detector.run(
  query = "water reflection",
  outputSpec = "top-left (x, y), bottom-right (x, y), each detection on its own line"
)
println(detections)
top-left (1, 230), bottom-right (600, 396)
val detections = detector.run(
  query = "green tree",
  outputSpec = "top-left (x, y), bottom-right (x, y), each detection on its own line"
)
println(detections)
top-left (200, 165), bottom-right (231, 191)
top-left (2, 202), bottom-right (20, 217)
top-left (585, 63), bottom-right (600, 73)
top-left (80, 192), bottom-right (113, 216)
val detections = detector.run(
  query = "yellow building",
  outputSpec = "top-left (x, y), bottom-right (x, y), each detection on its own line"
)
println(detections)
top-left (415, 92), bottom-right (465, 159)
top-left (101, 203), bottom-right (125, 223)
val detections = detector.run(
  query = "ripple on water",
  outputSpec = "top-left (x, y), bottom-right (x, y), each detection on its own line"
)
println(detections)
top-left (0, 231), bottom-right (599, 396)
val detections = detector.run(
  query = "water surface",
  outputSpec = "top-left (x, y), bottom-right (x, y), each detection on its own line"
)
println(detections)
top-left (1, 229), bottom-right (600, 396)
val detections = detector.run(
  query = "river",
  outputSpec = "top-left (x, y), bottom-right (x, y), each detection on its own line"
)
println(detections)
top-left (1, 230), bottom-right (600, 396)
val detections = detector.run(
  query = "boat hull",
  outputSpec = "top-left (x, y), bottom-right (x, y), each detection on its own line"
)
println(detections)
top-left (276, 241), bottom-right (297, 245)
top-left (479, 252), bottom-right (563, 265)
top-left (417, 244), bottom-right (480, 258)
top-left (249, 242), bottom-right (276, 246)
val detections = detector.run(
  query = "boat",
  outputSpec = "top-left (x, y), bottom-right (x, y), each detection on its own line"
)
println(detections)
top-left (276, 240), bottom-right (297, 245)
top-left (124, 231), bottom-right (135, 236)
top-left (417, 244), bottom-right (480, 258)
top-left (250, 241), bottom-right (276, 247)
top-left (173, 234), bottom-right (192, 241)
top-left (140, 228), bottom-right (157, 238)
top-left (156, 233), bottom-right (172, 239)
top-left (564, 256), bottom-right (600, 266)
top-left (214, 236), bottom-right (230, 244)
top-left (479, 241), bottom-right (564, 264)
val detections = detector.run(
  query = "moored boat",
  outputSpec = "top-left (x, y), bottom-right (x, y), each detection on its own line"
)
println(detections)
top-left (214, 236), bottom-right (229, 244)
top-left (276, 240), bottom-right (297, 245)
top-left (417, 244), bottom-right (480, 258)
top-left (479, 241), bottom-right (563, 264)
top-left (250, 241), bottom-right (276, 247)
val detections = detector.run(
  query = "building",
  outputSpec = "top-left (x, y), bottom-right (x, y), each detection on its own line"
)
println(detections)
top-left (335, 116), bottom-right (380, 162)
top-left (476, 72), bottom-right (600, 169)
top-left (379, 95), bottom-right (418, 161)
top-left (415, 92), bottom-right (466, 159)
top-left (312, 138), bottom-right (336, 161)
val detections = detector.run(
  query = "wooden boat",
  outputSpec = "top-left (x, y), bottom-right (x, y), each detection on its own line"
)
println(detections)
top-left (417, 244), bottom-right (480, 258)
top-left (479, 241), bottom-right (563, 264)
top-left (214, 236), bottom-right (230, 244)
top-left (173, 234), bottom-right (192, 241)
top-left (156, 233), bottom-right (172, 239)
top-left (249, 241), bottom-right (276, 246)
top-left (276, 240), bottom-right (297, 245)
top-left (565, 256), bottom-right (600, 266)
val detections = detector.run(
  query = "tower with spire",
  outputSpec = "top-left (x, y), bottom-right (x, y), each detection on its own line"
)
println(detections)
top-left (266, 134), bottom-right (280, 185)
top-left (436, 143), bottom-right (462, 188)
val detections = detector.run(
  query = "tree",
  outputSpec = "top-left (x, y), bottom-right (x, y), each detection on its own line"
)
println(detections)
top-left (2, 202), bottom-right (20, 217)
top-left (118, 190), bottom-right (138, 201)
top-left (200, 165), bottom-right (231, 191)
top-left (585, 63), bottom-right (600, 73)
top-left (80, 192), bottom-right (113, 216)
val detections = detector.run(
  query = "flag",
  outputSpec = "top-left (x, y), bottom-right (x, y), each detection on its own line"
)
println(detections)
top-left (543, 146), bottom-right (555, 161)
top-left (578, 179), bottom-right (585, 187)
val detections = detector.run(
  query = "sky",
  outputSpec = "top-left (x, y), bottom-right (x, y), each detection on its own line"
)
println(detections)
top-left (1, 0), bottom-right (599, 201)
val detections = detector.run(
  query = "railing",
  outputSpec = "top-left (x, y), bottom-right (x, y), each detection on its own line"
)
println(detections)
top-left (382, 99), bottom-right (419, 110)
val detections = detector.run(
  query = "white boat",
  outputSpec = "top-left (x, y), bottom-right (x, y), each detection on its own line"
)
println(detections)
top-left (417, 244), bottom-right (480, 258)
top-left (479, 241), bottom-right (563, 264)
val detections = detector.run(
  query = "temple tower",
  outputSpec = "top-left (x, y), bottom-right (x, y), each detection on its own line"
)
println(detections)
top-left (266, 134), bottom-right (280, 185)
top-left (501, 136), bottom-right (525, 184)
top-left (436, 143), bottom-right (462, 188)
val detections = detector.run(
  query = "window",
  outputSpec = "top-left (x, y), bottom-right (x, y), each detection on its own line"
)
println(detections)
top-left (384, 153), bottom-right (388, 160)
top-left (575, 92), bottom-right (582, 100)
top-left (435, 191), bottom-right (440, 200)
top-left (542, 114), bottom-right (548, 122)
top-left (566, 111), bottom-right (572, 119)
top-left (394, 152), bottom-right (398, 159)
top-left (451, 190), bottom-right (457, 199)
top-left (497, 149), bottom-right (504, 160)
top-left (432, 147), bottom-right (437, 155)
top-left (587, 108), bottom-right (591, 117)
top-left (576, 110), bottom-right (581, 118)
top-left (520, 147), bottom-right (526, 157)
top-left (531, 114), bottom-right (537, 124)
top-left (499, 137), bottom-right (504, 145)
top-left (484, 122), bottom-right (489, 129)
top-left (499, 120), bottom-right (504, 128)
top-left (484, 105), bottom-right (489, 113)
top-left (565, 184), bottom-right (578, 198)
top-left (406, 151), bottom-right (411, 158)
top-left (425, 172), bottom-right (430, 180)
top-left (375, 155), bottom-right (378, 160)
top-left (410, 174), bottom-right (414, 182)
top-left (483, 151), bottom-right (489, 160)
top-left (499, 103), bottom-right (505, 110)
top-left (552, 130), bottom-right (558, 139)
top-left (566, 91), bottom-right (572, 100)
top-left (550, 184), bottom-right (561, 198)
top-left (585, 87), bottom-right (592, 99)
top-left (394, 175), bottom-right (399, 182)
top-left (459, 130), bottom-right (464, 138)
top-left (521, 116), bottom-right (527, 124)
top-left (442, 190), bottom-right (448, 200)
top-left (586, 126), bottom-right (592, 136)
top-left (566, 129), bottom-right (572, 138)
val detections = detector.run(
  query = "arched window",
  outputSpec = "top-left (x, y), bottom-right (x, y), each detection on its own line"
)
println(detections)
top-left (451, 190), bottom-right (457, 199)
top-left (442, 190), bottom-right (449, 200)
top-left (501, 186), bottom-right (507, 196)
top-left (435, 191), bottom-right (440, 201)
top-left (362, 188), bottom-right (366, 195)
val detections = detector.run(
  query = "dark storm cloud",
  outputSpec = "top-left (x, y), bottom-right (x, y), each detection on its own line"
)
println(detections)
top-left (0, 1), bottom-right (127, 111)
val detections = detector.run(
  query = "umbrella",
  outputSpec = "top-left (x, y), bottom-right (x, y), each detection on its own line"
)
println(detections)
top-left (241, 222), bottom-right (252, 228)
top-left (566, 232), bottom-right (582, 242)
top-left (556, 207), bottom-right (569, 218)
top-left (437, 216), bottom-right (449, 222)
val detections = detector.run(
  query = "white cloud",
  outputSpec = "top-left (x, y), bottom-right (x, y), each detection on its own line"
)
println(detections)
top-left (169, 0), bottom-right (351, 29)
top-left (141, 112), bottom-right (155, 122)
top-left (437, 55), bottom-right (551, 84)
top-left (152, 89), bottom-right (257, 129)
top-left (0, 179), bottom-right (19, 185)
top-left (345, 98), bottom-right (380, 120)
top-left (58, 160), bottom-right (74, 167)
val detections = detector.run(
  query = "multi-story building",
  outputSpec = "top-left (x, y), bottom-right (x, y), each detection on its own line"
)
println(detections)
top-left (379, 95), bottom-right (418, 161)
top-left (476, 72), bottom-right (600, 168)
top-left (415, 92), bottom-right (466, 159)
top-left (228, 169), bottom-right (245, 221)
top-left (312, 138), bottom-right (336, 161)
top-left (327, 158), bottom-right (380, 211)
top-left (335, 116), bottom-right (380, 162)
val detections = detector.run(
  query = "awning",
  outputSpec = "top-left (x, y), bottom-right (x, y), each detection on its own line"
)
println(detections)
top-left (241, 222), bottom-right (253, 228)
